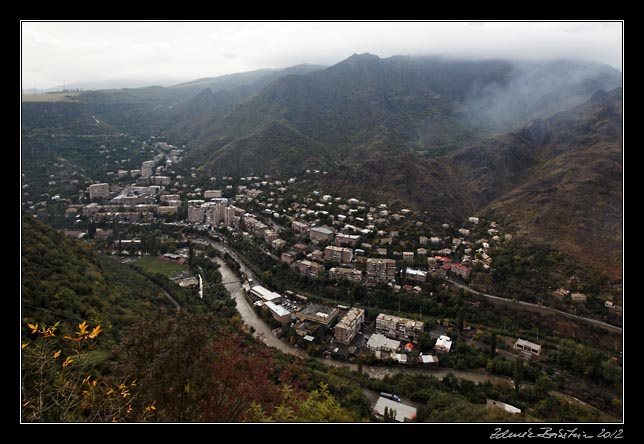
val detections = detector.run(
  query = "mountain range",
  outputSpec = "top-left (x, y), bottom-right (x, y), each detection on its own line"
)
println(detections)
top-left (21, 53), bottom-right (622, 276)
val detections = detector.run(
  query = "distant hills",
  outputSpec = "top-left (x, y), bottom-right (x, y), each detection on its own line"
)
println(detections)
top-left (170, 54), bottom-right (620, 175)
top-left (21, 53), bottom-right (622, 276)
top-left (321, 87), bottom-right (622, 277)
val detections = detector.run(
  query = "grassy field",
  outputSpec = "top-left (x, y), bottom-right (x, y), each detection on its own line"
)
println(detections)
top-left (132, 256), bottom-right (188, 277)
top-left (21, 92), bottom-right (80, 103)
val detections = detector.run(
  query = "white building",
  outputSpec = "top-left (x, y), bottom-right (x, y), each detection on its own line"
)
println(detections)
top-left (366, 333), bottom-right (400, 353)
top-left (513, 338), bottom-right (541, 356)
top-left (434, 335), bottom-right (452, 353)
top-left (250, 285), bottom-right (282, 303)
top-left (89, 183), bottom-right (110, 200)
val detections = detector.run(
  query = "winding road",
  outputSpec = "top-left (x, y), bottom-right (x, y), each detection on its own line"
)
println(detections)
top-left (442, 278), bottom-right (622, 333)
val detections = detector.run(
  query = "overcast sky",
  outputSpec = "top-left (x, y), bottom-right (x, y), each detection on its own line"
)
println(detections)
top-left (21, 21), bottom-right (623, 91)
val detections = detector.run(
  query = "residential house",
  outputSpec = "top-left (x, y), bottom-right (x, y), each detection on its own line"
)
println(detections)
top-left (571, 293), bottom-right (588, 303)
top-left (434, 335), bottom-right (452, 353)
top-left (513, 338), bottom-right (541, 357)
top-left (402, 251), bottom-right (414, 263)
top-left (450, 263), bottom-right (471, 280)
top-left (280, 252), bottom-right (296, 264)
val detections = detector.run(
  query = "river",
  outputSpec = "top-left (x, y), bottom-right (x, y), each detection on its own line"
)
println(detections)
top-left (213, 248), bottom-right (510, 386)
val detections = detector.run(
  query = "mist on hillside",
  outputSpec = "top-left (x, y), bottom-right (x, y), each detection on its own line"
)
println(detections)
top-left (458, 60), bottom-right (622, 133)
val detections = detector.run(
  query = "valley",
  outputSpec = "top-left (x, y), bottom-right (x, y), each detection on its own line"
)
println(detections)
top-left (21, 51), bottom-right (622, 424)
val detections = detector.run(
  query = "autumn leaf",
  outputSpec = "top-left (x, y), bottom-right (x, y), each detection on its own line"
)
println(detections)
top-left (77, 321), bottom-right (89, 336)
top-left (53, 349), bottom-right (61, 359)
top-left (88, 324), bottom-right (103, 339)
top-left (22, 343), bottom-right (28, 350)
top-left (62, 356), bottom-right (74, 368)
top-left (27, 323), bottom-right (38, 334)
top-left (82, 375), bottom-right (92, 385)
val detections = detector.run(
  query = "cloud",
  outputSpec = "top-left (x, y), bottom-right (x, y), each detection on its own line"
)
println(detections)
top-left (21, 21), bottom-right (623, 90)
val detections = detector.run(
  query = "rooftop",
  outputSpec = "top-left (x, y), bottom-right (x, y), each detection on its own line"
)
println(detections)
top-left (373, 397), bottom-right (417, 422)
top-left (250, 285), bottom-right (282, 302)
top-left (265, 301), bottom-right (291, 317)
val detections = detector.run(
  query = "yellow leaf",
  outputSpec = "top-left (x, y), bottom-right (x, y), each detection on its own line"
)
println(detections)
top-left (27, 323), bottom-right (38, 334)
top-left (82, 375), bottom-right (92, 385)
top-left (22, 343), bottom-right (28, 350)
top-left (53, 349), bottom-right (61, 359)
top-left (77, 321), bottom-right (89, 336)
top-left (127, 405), bottom-right (133, 414)
top-left (62, 356), bottom-right (74, 368)
top-left (106, 388), bottom-right (114, 395)
top-left (88, 324), bottom-right (103, 339)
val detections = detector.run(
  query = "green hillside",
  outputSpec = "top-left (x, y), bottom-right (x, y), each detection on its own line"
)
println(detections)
top-left (21, 214), bottom-right (171, 343)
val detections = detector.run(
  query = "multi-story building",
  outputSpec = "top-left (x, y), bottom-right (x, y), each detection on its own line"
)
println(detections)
top-left (324, 245), bottom-right (353, 263)
top-left (204, 189), bottom-right (223, 199)
top-left (292, 220), bottom-right (310, 234)
top-left (335, 233), bottom-right (361, 247)
top-left (296, 303), bottom-right (339, 326)
top-left (272, 239), bottom-right (287, 250)
top-left (187, 200), bottom-right (206, 223)
top-left (160, 194), bottom-right (180, 202)
top-left (334, 307), bottom-right (365, 345)
top-left (366, 258), bottom-right (397, 285)
top-left (403, 251), bottom-right (415, 263)
top-left (290, 260), bottom-right (325, 279)
top-left (141, 160), bottom-right (155, 178)
top-left (157, 206), bottom-right (178, 215)
top-left (150, 176), bottom-right (171, 186)
top-left (309, 226), bottom-right (335, 243)
top-left (405, 268), bottom-right (427, 283)
top-left (375, 313), bottom-right (424, 342)
top-left (89, 183), bottom-right (110, 200)
top-left (329, 267), bottom-right (362, 283)
top-left (450, 263), bottom-right (471, 279)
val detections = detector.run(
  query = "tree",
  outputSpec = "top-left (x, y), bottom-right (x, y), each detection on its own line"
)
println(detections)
top-left (383, 406), bottom-right (398, 422)
top-left (88, 221), bottom-right (96, 239)
top-left (457, 308), bottom-right (465, 332)
top-left (188, 241), bottom-right (195, 267)
top-left (490, 331), bottom-right (497, 358)
top-left (513, 358), bottom-right (524, 393)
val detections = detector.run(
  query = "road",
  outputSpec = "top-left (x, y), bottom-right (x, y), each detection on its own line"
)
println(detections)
top-left (185, 232), bottom-right (620, 418)
top-left (442, 278), bottom-right (622, 334)
top-left (208, 237), bottom-right (511, 386)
